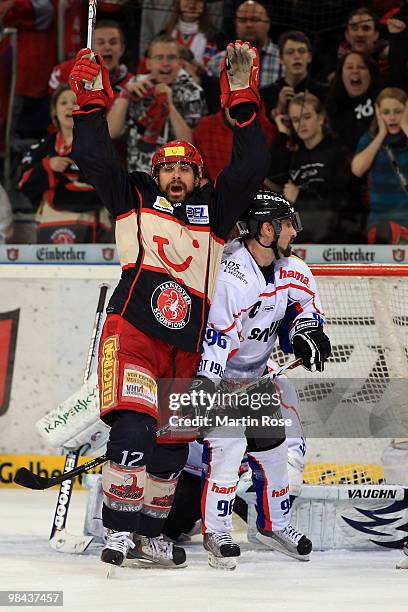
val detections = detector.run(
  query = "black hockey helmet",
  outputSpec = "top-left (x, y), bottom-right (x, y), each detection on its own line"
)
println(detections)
top-left (238, 191), bottom-right (302, 240)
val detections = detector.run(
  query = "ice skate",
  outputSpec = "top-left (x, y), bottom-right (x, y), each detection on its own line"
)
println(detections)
top-left (203, 532), bottom-right (241, 570)
top-left (396, 542), bottom-right (408, 569)
top-left (101, 529), bottom-right (135, 566)
top-left (126, 533), bottom-right (187, 567)
top-left (255, 525), bottom-right (312, 561)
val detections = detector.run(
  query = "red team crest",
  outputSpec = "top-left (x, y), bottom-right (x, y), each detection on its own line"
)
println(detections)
top-left (393, 249), bottom-right (405, 263)
top-left (102, 247), bottom-right (115, 261)
top-left (6, 248), bottom-right (19, 261)
top-left (0, 310), bottom-right (19, 415)
top-left (151, 281), bottom-right (191, 329)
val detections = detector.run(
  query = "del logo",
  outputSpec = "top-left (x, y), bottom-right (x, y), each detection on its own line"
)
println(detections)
top-left (0, 310), bottom-right (19, 416)
top-left (292, 248), bottom-right (306, 260)
top-left (393, 249), bottom-right (405, 263)
top-left (153, 196), bottom-right (174, 214)
top-left (186, 205), bottom-right (209, 225)
top-left (151, 281), bottom-right (191, 329)
top-left (6, 248), bottom-right (19, 261)
top-left (102, 247), bottom-right (115, 261)
top-left (279, 267), bottom-right (310, 286)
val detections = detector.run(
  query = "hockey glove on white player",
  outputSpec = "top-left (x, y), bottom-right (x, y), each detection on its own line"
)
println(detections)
top-left (182, 377), bottom-right (217, 419)
top-left (291, 320), bottom-right (331, 372)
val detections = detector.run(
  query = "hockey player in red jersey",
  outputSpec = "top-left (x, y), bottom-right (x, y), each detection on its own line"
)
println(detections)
top-left (69, 40), bottom-right (269, 568)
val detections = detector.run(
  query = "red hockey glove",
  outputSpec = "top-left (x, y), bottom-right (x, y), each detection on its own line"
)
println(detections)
top-left (220, 40), bottom-right (260, 110)
top-left (69, 48), bottom-right (114, 109)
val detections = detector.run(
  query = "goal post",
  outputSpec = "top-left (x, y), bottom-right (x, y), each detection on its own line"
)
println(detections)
top-left (272, 264), bottom-right (408, 486)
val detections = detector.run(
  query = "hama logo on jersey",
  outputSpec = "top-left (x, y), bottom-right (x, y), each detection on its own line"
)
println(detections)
top-left (279, 267), bottom-right (310, 286)
top-left (0, 310), bottom-right (19, 416)
top-left (151, 281), bottom-right (191, 329)
top-left (271, 485), bottom-right (289, 497)
top-left (186, 205), bottom-right (209, 225)
top-left (100, 336), bottom-right (119, 412)
top-left (122, 368), bottom-right (157, 406)
top-left (153, 196), bottom-right (174, 214)
top-left (211, 483), bottom-right (237, 494)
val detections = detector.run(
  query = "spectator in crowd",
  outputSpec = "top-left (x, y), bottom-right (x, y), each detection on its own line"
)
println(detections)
top-left (193, 105), bottom-right (276, 180)
top-left (18, 85), bottom-right (112, 243)
top-left (326, 51), bottom-right (382, 153)
top-left (267, 92), bottom-right (353, 243)
top-left (163, 0), bottom-right (222, 67)
top-left (260, 30), bottom-right (328, 122)
top-left (139, 0), bottom-right (223, 58)
top-left (207, 1), bottom-right (284, 88)
top-left (2, 0), bottom-right (57, 147)
top-left (385, 12), bottom-right (408, 91)
top-left (352, 87), bottom-right (408, 244)
top-left (178, 46), bottom-right (220, 113)
top-left (108, 34), bottom-right (206, 173)
top-left (0, 182), bottom-right (13, 243)
top-left (315, 7), bottom-right (389, 84)
top-left (49, 20), bottom-right (134, 104)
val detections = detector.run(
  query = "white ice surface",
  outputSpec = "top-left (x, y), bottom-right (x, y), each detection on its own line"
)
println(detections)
top-left (1, 489), bottom-right (408, 612)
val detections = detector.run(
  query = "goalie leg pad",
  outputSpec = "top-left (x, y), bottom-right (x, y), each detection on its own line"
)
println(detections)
top-left (247, 440), bottom-right (290, 532)
top-left (201, 437), bottom-right (247, 533)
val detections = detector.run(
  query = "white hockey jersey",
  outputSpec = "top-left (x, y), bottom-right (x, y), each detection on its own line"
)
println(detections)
top-left (198, 239), bottom-right (325, 382)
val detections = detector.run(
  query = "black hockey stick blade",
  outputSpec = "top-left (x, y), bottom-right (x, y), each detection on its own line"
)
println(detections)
top-left (14, 454), bottom-right (107, 490)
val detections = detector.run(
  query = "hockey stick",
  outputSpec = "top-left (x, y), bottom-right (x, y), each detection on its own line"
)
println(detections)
top-left (84, 0), bottom-right (99, 91)
top-left (14, 453), bottom-right (108, 491)
top-left (14, 357), bottom-right (302, 488)
top-left (155, 357), bottom-right (304, 438)
top-left (48, 283), bottom-right (109, 552)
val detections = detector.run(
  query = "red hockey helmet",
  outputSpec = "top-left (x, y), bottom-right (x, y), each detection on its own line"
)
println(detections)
top-left (151, 140), bottom-right (204, 178)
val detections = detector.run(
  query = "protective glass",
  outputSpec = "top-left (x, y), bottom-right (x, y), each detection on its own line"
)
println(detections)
top-left (158, 162), bottom-right (194, 173)
top-left (272, 212), bottom-right (302, 235)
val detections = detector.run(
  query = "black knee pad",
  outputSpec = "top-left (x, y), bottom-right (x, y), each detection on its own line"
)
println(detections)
top-left (147, 443), bottom-right (189, 479)
top-left (106, 410), bottom-right (157, 465)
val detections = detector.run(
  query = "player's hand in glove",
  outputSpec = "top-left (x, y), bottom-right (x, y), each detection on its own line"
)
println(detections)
top-left (220, 40), bottom-right (260, 110)
top-left (69, 48), bottom-right (113, 109)
top-left (182, 376), bottom-right (217, 419)
top-left (291, 319), bottom-right (331, 372)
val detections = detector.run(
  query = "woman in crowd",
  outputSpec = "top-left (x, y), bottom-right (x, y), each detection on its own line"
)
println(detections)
top-left (19, 85), bottom-right (112, 243)
top-left (164, 0), bottom-right (221, 67)
top-left (326, 51), bottom-right (382, 153)
top-left (267, 92), bottom-right (353, 243)
top-left (352, 87), bottom-right (408, 244)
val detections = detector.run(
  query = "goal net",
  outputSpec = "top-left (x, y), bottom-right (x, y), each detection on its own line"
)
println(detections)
top-left (271, 264), bottom-right (408, 486)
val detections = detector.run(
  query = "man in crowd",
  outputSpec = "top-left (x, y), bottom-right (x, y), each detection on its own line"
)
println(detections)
top-left (49, 20), bottom-right (133, 102)
top-left (207, 0), bottom-right (283, 88)
top-left (107, 34), bottom-right (206, 173)
top-left (260, 30), bottom-right (328, 120)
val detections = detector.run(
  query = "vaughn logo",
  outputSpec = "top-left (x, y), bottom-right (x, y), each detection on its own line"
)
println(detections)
top-left (0, 310), bottom-right (19, 415)
top-left (348, 488), bottom-right (398, 499)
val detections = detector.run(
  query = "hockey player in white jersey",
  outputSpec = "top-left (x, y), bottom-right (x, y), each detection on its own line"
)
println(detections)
top-left (190, 191), bottom-right (331, 569)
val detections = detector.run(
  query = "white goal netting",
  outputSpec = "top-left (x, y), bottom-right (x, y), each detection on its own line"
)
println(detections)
top-left (271, 265), bottom-right (408, 485)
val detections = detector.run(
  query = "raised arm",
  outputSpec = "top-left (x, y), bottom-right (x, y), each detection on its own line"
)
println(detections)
top-left (69, 49), bottom-right (136, 217)
top-left (212, 42), bottom-right (270, 239)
